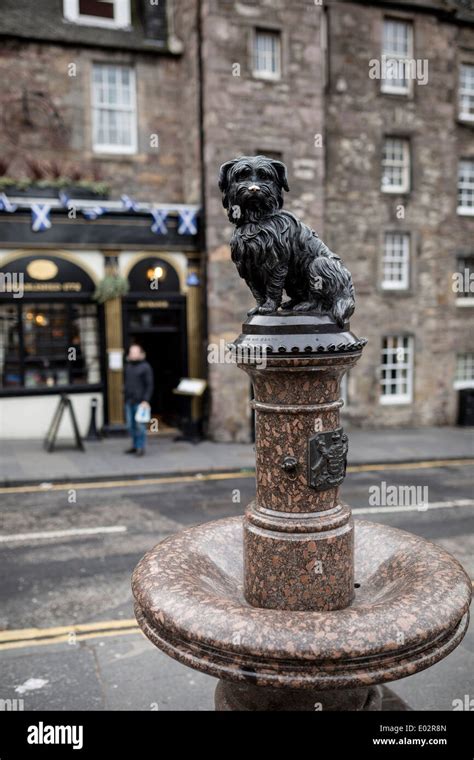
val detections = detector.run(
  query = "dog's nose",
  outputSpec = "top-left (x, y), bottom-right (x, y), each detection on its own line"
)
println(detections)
top-left (248, 184), bottom-right (260, 192)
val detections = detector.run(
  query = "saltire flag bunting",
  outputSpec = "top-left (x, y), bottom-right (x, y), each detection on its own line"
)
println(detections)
top-left (121, 194), bottom-right (140, 212)
top-left (150, 206), bottom-right (168, 234)
top-left (82, 206), bottom-right (106, 220)
top-left (0, 193), bottom-right (17, 213)
top-left (0, 195), bottom-right (199, 235)
top-left (178, 208), bottom-right (198, 235)
top-left (31, 204), bottom-right (52, 232)
top-left (58, 190), bottom-right (70, 208)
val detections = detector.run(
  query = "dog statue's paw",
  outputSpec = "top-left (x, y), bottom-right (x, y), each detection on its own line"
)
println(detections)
top-left (258, 299), bottom-right (278, 314)
top-left (292, 301), bottom-right (317, 312)
top-left (247, 305), bottom-right (261, 316)
top-left (280, 300), bottom-right (297, 311)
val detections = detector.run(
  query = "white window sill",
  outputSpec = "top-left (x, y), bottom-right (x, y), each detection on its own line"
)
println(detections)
top-left (454, 381), bottom-right (474, 390)
top-left (64, 16), bottom-right (131, 30)
top-left (457, 207), bottom-right (474, 216)
top-left (381, 85), bottom-right (410, 96)
top-left (381, 186), bottom-right (410, 194)
top-left (381, 283), bottom-right (409, 291)
top-left (458, 115), bottom-right (474, 124)
top-left (456, 298), bottom-right (474, 306)
top-left (93, 145), bottom-right (137, 156)
top-left (379, 395), bottom-right (412, 405)
top-left (252, 71), bottom-right (281, 82)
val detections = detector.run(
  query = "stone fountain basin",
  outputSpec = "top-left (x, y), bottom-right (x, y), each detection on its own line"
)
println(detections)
top-left (132, 517), bottom-right (471, 690)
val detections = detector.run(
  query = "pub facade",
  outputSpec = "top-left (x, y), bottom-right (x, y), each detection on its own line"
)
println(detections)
top-left (0, 200), bottom-right (203, 438)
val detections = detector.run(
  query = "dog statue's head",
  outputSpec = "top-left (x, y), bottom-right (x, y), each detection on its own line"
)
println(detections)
top-left (218, 155), bottom-right (289, 224)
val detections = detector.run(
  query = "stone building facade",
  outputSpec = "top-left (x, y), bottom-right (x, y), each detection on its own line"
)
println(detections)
top-left (324, 0), bottom-right (474, 429)
top-left (200, 0), bottom-right (474, 438)
top-left (0, 0), bottom-right (472, 440)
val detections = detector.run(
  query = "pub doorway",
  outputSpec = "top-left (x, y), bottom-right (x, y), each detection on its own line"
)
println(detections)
top-left (123, 257), bottom-right (188, 431)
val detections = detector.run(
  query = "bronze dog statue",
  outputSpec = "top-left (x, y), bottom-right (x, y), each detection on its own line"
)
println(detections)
top-left (218, 155), bottom-right (355, 326)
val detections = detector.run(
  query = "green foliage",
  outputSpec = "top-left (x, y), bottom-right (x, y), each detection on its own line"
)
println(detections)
top-left (93, 275), bottom-right (129, 304)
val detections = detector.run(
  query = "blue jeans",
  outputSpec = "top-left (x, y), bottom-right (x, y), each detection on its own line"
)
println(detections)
top-left (125, 402), bottom-right (147, 450)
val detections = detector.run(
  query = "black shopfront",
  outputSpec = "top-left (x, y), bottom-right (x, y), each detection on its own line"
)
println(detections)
top-left (0, 253), bottom-right (105, 396)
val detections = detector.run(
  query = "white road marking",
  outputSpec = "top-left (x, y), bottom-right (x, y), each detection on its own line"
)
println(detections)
top-left (353, 499), bottom-right (474, 515)
top-left (0, 526), bottom-right (127, 543)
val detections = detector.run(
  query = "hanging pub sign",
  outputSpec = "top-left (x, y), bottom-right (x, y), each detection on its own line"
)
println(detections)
top-left (0, 254), bottom-right (95, 299)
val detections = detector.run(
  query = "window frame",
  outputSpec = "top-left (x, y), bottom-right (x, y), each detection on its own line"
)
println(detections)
top-left (459, 63), bottom-right (474, 123)
top-left (457, 159), bottom-right (474, 216)
top-left (454, 353), bottom-right (474, 390)
top-left (63, 0), bottom-right (131, 30)
top-left (91, 62), bottom-right (138, 155)
top-left (381, 232), bottom-right (410, 290)
top-left (381, 137), bottom-right (411, 194)
top-left (379, 335), bottom-right (414, 405)
top-left (252, 28), bottom-right (282, 81)
top-left (381, 18), bottom-right (414, 96)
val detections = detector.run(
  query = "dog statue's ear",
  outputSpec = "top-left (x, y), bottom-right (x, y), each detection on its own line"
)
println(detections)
top-left (271, 160), bottom-right (290, 193)
top-left (218, 159), bottom-right (238, 208)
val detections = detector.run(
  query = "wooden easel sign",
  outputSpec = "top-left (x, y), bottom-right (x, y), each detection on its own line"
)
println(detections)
top-left (44, 394), bottom-right (85, 453)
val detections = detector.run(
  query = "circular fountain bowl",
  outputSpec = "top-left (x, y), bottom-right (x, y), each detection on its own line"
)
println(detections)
top-left (132, 517), bottom-right (471, 690)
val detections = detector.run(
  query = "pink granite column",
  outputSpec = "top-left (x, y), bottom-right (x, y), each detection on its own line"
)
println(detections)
top-left (240, 352), bottom-right (362, 611)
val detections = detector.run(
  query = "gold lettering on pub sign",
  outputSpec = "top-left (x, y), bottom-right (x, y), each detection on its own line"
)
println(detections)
top-left (26, 259), bottom-right (59, 280)
top-left (23, 282), bottom-right (82, 292)
top-left (137, 300), bottom-right (170, 308)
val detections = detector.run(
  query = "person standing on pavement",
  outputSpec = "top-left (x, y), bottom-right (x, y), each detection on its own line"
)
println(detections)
top-left (124, 343), bottom-right (154, 457)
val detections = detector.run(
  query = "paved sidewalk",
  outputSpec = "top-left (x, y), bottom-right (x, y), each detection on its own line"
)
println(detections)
top-left (0, 426), bottom-right (472, 485)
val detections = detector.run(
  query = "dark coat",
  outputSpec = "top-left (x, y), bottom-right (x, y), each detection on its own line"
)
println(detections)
top-left (124, 360), bottom-right (154, 405)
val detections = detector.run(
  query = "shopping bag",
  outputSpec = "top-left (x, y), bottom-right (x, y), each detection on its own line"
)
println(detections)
top-left (134, 404), bottom-right (151, 424)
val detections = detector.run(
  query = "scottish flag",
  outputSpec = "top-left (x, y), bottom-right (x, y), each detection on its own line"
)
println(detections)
top-left (150, 207), bottom-right (168, 234)
top-left (0, 193), bottom-right (17, 213)
top-left (59, 190), bottom-right (70, 208)
top-left (82, 206), bottom-right (106, 220)
top-left (121, 194), bottom-right (139, 212)
top-left (31, 204), bottom-right (52, 232)
top-left (178, 208), bottom-right (198, 235)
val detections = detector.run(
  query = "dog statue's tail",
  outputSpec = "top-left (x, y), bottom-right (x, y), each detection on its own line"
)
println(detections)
top-left (332, 292), bottom-right (355, 328)
top-left (309, 256), bottom-right (355, 327)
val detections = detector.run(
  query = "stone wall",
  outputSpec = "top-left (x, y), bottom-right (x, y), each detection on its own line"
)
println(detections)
top-left (0, 38), bottom-right (185, 202)
top-left (201, 0), bottom-right (327, 441)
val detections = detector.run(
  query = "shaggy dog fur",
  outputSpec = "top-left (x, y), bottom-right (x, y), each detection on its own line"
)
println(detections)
top-left (218, 155), bottom-right (355, 326)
